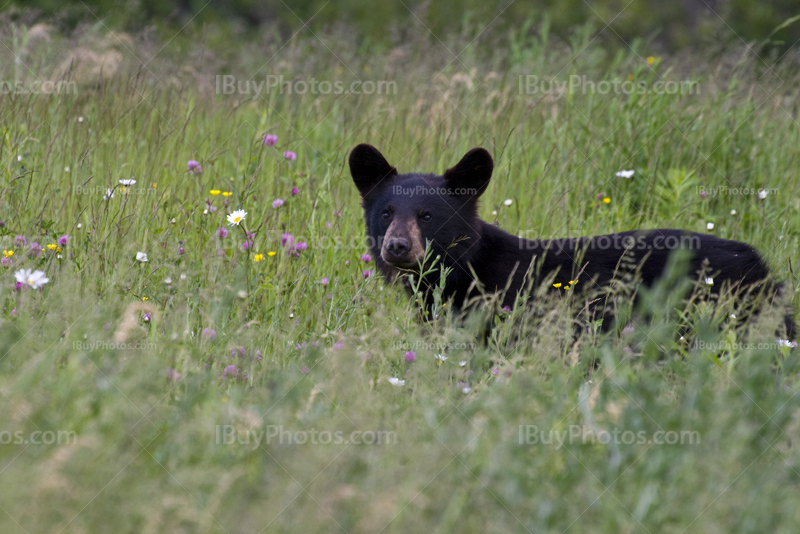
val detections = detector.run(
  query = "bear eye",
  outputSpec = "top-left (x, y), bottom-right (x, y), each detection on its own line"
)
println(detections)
top-left (420, 213), bottom-right (432, 222)
top-left (381, 210), bottom-right (391, 220)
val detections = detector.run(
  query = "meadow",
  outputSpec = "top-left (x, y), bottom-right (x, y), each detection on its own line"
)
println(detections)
top-left (2, 20), bottom-right (800, 533)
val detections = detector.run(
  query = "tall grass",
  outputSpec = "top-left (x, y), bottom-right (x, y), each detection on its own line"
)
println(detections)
top-left (1, 21), bottom-right (799, 533)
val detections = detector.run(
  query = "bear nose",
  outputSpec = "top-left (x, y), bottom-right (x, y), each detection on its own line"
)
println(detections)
top-left (385, 238), bottom-right (410, 257)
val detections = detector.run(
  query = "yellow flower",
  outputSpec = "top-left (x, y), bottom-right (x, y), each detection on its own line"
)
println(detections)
top-left (254, 254), bottom-right (265, 262)
top-left (222, 191), bottom-right (233, 197)
top-left (142, 296), bottom-right (148, 301)
top-left (646, 56), bottom-right (655, 65)
top-left (267, 251), bottom-right (276, 257)
top-left (152, 182), bottom-right (157, 188)
top-left (627, 74), bottom-right (634, 81)
top-left (47, 244), bottom-right (58, 250)
top-left (603, 197), bottom-right (611, 204)
top-left (564, 286), bottom-right (571, 290)
top-left (210, 190), bottom-right (221, 196)
top-left (553, 283), bottom-right (562, 288)
top-left (2, 250), bottom-right (13, 258)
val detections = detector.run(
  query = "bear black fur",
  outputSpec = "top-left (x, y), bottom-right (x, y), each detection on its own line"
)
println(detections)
top-left (349, 143), bottom-right (796, 339)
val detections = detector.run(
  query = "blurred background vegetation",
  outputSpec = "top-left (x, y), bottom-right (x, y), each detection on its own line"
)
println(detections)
top-left (5, 0), bottom-right (800, 54)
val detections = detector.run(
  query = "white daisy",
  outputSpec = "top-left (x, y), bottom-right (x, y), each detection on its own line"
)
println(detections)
top-left (706, 222), bottom-right (714, 230)
top-left (503, 199), bottom-right (513, 206)
top-left (704, 277), bottom-right (714, 286)
top-left (730, 210), bottom-right (737, 215)
top-left (777, 339), bottom-right (797, 348)
top-left (434, 354), bottom-right (448, 365)
top-left (164, 277), bottom-right (172, 284)
top-left (388, 377), bottom-right (405, 386)
top-left (119, 179), bottom-right (136, 186)
top-left (462, 387), bottom-right (472, 394)
top-left (758, 189), bottom-right (768, 199)
top-left (227, 209), bottom-right (247, 226)
top-left (103, 188), bottom-right (114, 200)
top-left (459, 360), bottom-right (467, 367)
top-left (615, 170), bottom-right (634, 178)
top-left (14, 269), bottom-right (50, 289)
top-left (136, 252), bottom-right (148, 262)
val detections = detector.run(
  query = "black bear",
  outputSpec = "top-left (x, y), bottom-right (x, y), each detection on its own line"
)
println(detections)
top-left (349, 143), bottom-right (796, 340)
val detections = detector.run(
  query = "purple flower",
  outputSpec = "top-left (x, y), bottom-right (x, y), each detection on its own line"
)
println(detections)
top-left (361, 253), bottom-right (372, 262)
top-left (1, 257), bottom-right (11, 265)
top-left (208, 206), bottom-right (217, 213)
top-left (700, 190), bottom-right (707, 199)
top-left (14, 235), bottom-right (27, 246)
top-left (272, 198), bottom-right (284, 209)
top-left (405, 351), bottom-right (417, 363)
top-left (326, 222), bottom-right (332, 229)
top-left (283, 151), bottom-right (297, 161)
top-left (363, 270), bottom-right (373, 279)
top-left (166, 368), bottom-right (182, 382)
top-left (281, 233), bottom-right (294, 246)
top-left (247, 232), bottom-right (255, 239)
top-left (334, 341), bottom-right (345, 349)
top-left (301, 366), bottom-right (310, 374)
top-left (320, 277), bottom-right (329, 286)
top-left (201, 328), bottom-right (216, 340)
top-left (241, 240), bottom-right (254, 251)
top-left (256, 350), bottom-right (262, 360)
top-left (263, 134), bottom-right (278, 146)
top-left (293, 242), bottom-right (307, 252)
top-left (57, 234), bottom-right (69, 246)
top-left (142, 313), bottom-right (151, 323)
top-left (502, 306), bottom-right (511, 312)
top-left (187, 160), bottom-right (203, 174)
top-left (491, 368), bottom-right (499, 375)
top-left (178, 246), bottom-right (185, 255)
top-left (291, 187), bottom-right (300, 196)
top-left (14, 282), bottom-right (23, 291)
top-left (222, 365), bottom-right (239, 378)
top-left (216, 227), bottom-right (228, 238)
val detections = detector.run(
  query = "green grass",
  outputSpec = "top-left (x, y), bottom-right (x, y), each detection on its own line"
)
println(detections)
top-left (1, 21), bottom-right (800, 533)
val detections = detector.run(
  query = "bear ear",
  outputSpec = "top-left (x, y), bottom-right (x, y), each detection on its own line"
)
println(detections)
top-left (443, 147), bottom-right (493, 200)
top-left (349, 144), bottom-right (398, 200)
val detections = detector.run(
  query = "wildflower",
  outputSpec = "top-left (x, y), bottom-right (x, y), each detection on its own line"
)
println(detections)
top-left (14, 269), bottom-right (50, 289)
top-left (14, 235), bottom-right (27, 246)
top-left (77, 224), bottom-right (82, 229)
top-left (281, 233), bottom-right (294, 246)
top-left (254, 254), bottom-right (265, 262)
top-left (267, 251), bottom-right (276, 257)
top-left (615, 170), bottom-right (634, 178)
top-left (119, 179), bottom-right (136, 186)
top-left (503, 199), bottom-right (513, 206)
top-left (291, 187), bottom-right (300, 196)
top-left (272, 199), bottom-right (284, 209)
top-left (388, 377), bottom-right (405, 386)
top-left (405, 351), bottom-right (417, 363)
top-left (46, 244), bottom-right (58, 250)
top-left (227, 209), bottom-right (247, 226)
top-left (142, 313), bottom-right (151, 323)
top-left (222, 192), bottom-right (233, 197)
top-left (700, 190), bottom-right (707, 199)
top-left (758, 189), bottom-right (768, 199)
top-left (2, 250), bottom-right (12, 258)
top-left (241, 240), bottom-right (254, 251)
top-left (334, 341), bottom-right (345, 349)
top-left (502, 306), bottom-right (511, 312)
top-left (103, 188), bottom-right (114, 200)
top-left (65, 166), bottom-right (70, 172)
top-left (165, 368), bottom-right (182, 382)
top-left (78, 116), bottom-right (84, 123)
top-left (222, 365), bottom-right (239, 378)
top-left (602, 197), bottom-right (611, 204)
top-left (704, 277), bottom-right (714, 286)
top-left (136, 252), bottom-right (148, 262)
top-left (283, 151), bottom-right (297, 160)
top-left (301, 366), bottom-right (310, 374)
top-left (178, 247), bottom-right (185, 255)
top-left (1, 256), bottom-right (11, 266)
top-left (293, 242), bottom-right (307, 252)
top-left (29, 242), bottom-right (41, 256)
top-left (777, 339), bottom-right (798, 348)
top-left (434, 353), bottom-right (447, 366)
top-left (57, 235), bottom-right (69, 246)
top-left (706, 222), bottom-right (714, 230)
top-left (201, 328), bottom-right (216, 340)
top-left (553, 283), bottom-right (562, 288)
top-left (164, 277), bottom-right (172, 284)
top-left (320, 278), bottom-right (329, 285)
top-left (263, 134), bottom-right (278, 146)
top-left (210, 190), bottom-right (221, 196)
top-left (459, 361), bottom-right (467, 367)
top-left (492, 368), bottom-right (499, 375)
top-left (187, 160), bottom-right (203, 174)
top-left (731, 210), bottom-right (737, 215)
top-left (361, 253), bottom-right (372, 262)
top-left (646, 56), bottom-right (655, 65)
top-left (363, 270), bottom-right (373, 279)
